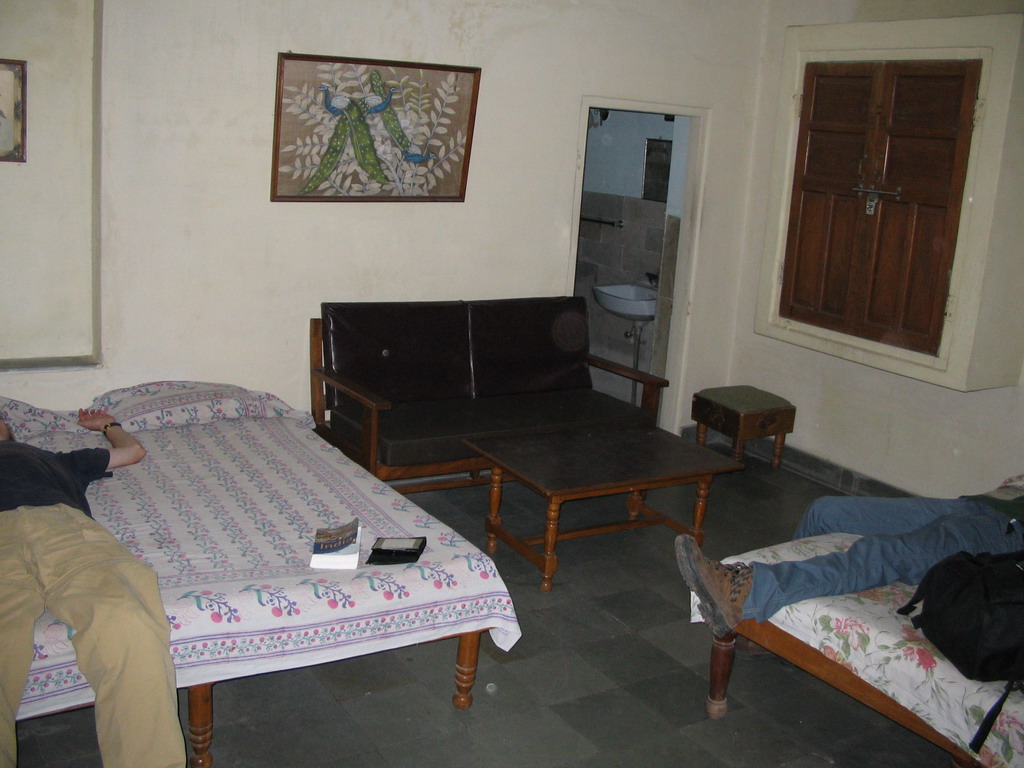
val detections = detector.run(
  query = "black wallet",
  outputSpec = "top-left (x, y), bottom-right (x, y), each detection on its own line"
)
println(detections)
top-left (366, 536), bottom-right (426, 565)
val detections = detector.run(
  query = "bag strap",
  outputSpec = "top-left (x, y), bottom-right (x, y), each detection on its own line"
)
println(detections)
top-left (897, 582), bottom-right (926, 619)
top-left (970, 680), bottom-right (1022, 754)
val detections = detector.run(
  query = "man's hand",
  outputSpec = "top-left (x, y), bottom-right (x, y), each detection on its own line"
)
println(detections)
top-left (78, 409), bottom-right (146, 469)
top-left (77, 409), bottom-right (118, 431)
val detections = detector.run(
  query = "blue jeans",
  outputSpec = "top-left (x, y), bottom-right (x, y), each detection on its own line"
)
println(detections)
top-left (744, 495), bottom-right (1022, 622)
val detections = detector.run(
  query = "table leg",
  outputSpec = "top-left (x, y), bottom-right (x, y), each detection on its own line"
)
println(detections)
top-left (627, 489), bottom-right (645, 520)
top-left (692, 475), bottom-right (712, 546)
top-left (540, 498), bottom-right (562, 592)
top-left (485, 466), bottom-right (504, 554)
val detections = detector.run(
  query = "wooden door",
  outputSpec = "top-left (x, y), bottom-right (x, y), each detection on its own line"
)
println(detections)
top-left (779, 59), bottom-right (981, 355)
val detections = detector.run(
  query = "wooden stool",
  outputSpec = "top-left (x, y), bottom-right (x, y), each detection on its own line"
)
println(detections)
top-left (691, 386), bottom-right (795, 469)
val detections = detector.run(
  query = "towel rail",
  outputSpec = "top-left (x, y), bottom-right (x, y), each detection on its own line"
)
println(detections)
top-left (581, 216), bottom-right (624, 228)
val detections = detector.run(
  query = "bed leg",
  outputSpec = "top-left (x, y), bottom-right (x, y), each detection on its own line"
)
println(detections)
top-left (187, 683), bottom-right (214, 767)
top-left (706, 632), bottom-right (736, 719)
top-left (452, 631), bottom-right (482, 710)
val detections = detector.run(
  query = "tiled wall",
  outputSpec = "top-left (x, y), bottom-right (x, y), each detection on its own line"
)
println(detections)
top-left (575, 191), bottom-right (679, 403)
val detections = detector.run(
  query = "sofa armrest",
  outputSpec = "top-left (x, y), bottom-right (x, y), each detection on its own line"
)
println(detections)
top-left (585, 354), bottom-right (669, 418)
top-left (310, 317), bottom-right (393, 474)
top-left (313, 367), bottom-right (392, 414)
top-left (310, 317), bottom-right (392, 422)
top-left (311, 367), bottom-right (392, 475)
top-left (585, 354), bottom-right (669, 386)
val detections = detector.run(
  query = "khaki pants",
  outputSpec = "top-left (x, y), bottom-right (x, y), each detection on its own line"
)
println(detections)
top-left (0, 505), bottom-right (184, 768)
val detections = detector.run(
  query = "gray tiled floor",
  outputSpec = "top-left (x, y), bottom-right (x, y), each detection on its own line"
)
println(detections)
top-left (16, 453), bottom-right (950, 767)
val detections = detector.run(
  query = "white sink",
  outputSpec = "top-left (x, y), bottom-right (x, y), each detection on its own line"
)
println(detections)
top-left (592, 284), bottom-right (658, 321)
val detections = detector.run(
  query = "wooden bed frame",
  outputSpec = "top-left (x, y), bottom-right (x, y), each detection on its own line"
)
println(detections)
top-left (34, 629), bottom-right (483, 768)
top-left (708, 620), bottom-right (982, 768)
top-left (8, 382), bottom-right (522, 768)
top-left (182, 630), bottom-right (482, 767)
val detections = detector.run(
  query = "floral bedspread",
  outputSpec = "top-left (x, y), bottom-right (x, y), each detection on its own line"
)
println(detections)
top-left (4, 381), bottom-right (521, 720)
top-left (690, 535), bottom-right (1024, 767)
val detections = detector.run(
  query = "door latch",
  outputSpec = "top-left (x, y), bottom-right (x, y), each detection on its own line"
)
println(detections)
top-left (864, 192), bottom-right (879, 216)
top-left (852, 186), bottom-right (901, 216)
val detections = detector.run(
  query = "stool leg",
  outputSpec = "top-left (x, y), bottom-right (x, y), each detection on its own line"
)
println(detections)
top-left (771, 433), bottom-right (786, 469)
top-left (731, 437), bottom-right (744, 463)
top-left (696, 423), bottom-right (708, 446)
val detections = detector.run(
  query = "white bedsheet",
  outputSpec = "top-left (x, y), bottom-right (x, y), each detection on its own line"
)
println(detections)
top-left (691, 534), bottom-right (1024, 767)
top-left (10, 384), bottom-right (520, 719)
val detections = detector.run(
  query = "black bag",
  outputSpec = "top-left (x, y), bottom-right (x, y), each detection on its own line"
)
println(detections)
top-left (899, 549), bottom-right (1024, 754)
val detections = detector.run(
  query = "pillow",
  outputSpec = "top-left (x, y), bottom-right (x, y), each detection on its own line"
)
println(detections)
top-left (0, 397), bottom-right (84, 441)
top-left (89, 381), bottom-right (314, 432)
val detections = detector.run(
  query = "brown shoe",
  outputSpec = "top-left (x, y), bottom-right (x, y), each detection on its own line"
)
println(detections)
top-left (675, 534), bottom-right (752, 636)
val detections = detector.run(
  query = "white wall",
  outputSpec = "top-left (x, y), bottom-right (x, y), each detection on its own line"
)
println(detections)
top-left (2, 0), bottom-right (1022, 498)
top-left (0, 0), bottom-right (763, 411)
top-left (0, 0), bottom-right (96, 362)
top-left (723, 0), bottom-right (1024, 496)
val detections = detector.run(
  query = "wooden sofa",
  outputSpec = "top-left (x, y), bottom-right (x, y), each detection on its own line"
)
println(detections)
top-left (310, 296), bottom-right (669, 492)
top-left (697, 534), bottom-right (1023, 768)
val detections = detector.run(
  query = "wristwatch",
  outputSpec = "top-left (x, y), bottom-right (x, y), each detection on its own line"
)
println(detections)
top-left (102, 422), bottom-right (122, 434)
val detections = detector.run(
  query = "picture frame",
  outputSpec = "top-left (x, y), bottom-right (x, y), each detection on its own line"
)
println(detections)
top-left (0, 59), bottom-right (26, 163)
top-left (271, 54), bottom-right (481, 202)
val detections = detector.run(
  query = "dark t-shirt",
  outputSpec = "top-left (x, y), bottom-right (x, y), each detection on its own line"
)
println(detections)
top-left (0, 442), bottom-right (111, 517)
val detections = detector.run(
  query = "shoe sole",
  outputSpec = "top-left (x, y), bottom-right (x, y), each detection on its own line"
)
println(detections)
top-left (674, 535), bottom-right (737, 637)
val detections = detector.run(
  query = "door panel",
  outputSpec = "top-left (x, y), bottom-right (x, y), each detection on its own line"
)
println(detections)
top-left (779, 59), bottom-right (980, 356)
top-left (885, 136), bottom-right (958, 194)
top-left (901, 204), bottom-right (949, 338)
top-left (785, 191), bottom-right (858, 323)
top-left (864, 201), bottom-right (909, 329)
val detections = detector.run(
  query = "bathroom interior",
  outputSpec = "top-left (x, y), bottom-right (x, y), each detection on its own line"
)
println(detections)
top-left (573, 107), bottom-right (693, 404)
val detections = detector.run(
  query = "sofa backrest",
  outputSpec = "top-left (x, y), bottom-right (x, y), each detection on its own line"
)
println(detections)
top-left (321, 301), bottom-right (472, 403)
top-left (321, 296), bottom-right (592, 404)
top-left (467, 296), bottom-right (592, 397)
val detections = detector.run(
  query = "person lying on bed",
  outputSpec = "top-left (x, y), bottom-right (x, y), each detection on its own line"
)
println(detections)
top-left (0, 413), bottom-right (184, 768)
top-left (676, 476), bottom-right (1024, 637)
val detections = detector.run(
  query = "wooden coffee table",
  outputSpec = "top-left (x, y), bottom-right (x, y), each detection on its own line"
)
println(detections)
top-left (464, 423), bottom-right (742, 591)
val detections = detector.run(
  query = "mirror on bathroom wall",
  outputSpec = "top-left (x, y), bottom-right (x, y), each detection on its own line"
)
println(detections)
top-left (642, 138), bottom-right (671, 203)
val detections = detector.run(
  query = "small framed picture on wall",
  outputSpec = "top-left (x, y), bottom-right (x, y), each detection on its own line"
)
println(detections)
top-left (0, 59), bottom-right (26, 163)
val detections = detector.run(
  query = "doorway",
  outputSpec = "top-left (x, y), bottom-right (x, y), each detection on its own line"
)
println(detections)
top-left (573, 106), bottom-right (694, 406)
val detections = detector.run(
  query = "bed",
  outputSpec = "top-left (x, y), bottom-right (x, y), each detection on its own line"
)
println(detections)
top-left (692, 535), bottom-right (1024, 768)
top-left (2, 381), bottom-right (521, 767)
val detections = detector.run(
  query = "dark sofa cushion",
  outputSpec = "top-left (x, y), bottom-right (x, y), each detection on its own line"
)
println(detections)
top-left (331, 389), bottom-right (653, 467)
top-left (468, 296), bottom-right (592, 397)
top-left (321, 301), bottom-right (472, 404)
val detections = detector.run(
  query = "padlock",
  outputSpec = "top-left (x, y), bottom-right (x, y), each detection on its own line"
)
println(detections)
top-left (865, 192), bottom-right (879, 216)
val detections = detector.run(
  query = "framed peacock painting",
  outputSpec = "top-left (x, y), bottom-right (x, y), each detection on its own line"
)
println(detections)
top-left (0, 59), bottom-right (26, 163)
top-left (271, 54), bottom-right (481, 202)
